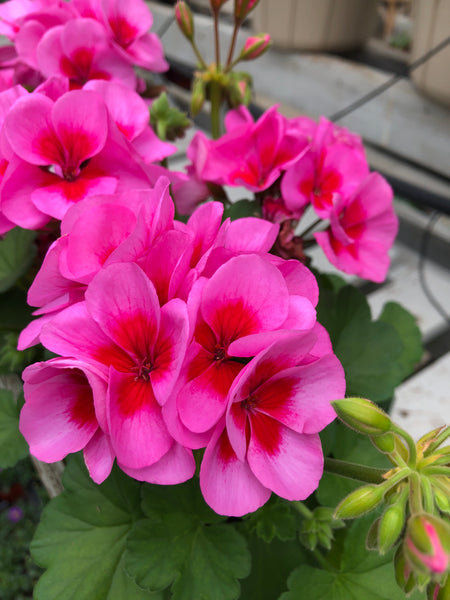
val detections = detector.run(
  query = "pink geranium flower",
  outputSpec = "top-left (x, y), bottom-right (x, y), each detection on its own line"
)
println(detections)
top-left (197, 105), bottom-right (309, 192)
top-left (175, 253), bottom-right (310, 437)
top-left (36, 18), bottom-right (137, 89)
top-left (0, 88), bottom-right (151, 228)
top-left (40, 262), bottom-right (193, 482)
top-left (281, 121), bottom-right (369, 219)
top-left (314, 173), bottom-right (398, 282)
top-left (200, 332), bottom-right (346, 516)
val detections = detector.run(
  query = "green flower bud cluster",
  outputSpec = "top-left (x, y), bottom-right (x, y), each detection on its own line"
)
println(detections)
top-left (331, 399), bottom-right (450, 595)
top-left (149, 93), bottom-right (191, 142)
top-left (299, 506), bottom-right (344, 552)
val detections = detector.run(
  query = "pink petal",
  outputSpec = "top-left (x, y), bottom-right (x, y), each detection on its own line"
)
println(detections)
top-left (177, 358), bottom-right (243, 433)
top-left (223, 217), bottom-right (279, 254)
top-left (200, 423), bottom-right (271, 517)
top-left (119, 441), bottom-right (195, 484)
top-left (83, 429), bottom-right (115, 483)
top-left (4, 93), bottom-right (63, 165)
top-left (201, 254), bottom-right (290, 339)
top-left (247, 418), bottom-right (324, 500)
top-left (21, 360), bottom-right (100, 462)
top-left (150, 298), bottom-right (189, 406)
top-left (41, 301), bottom-right (130, 374)
top-left (51, 89), bottom-right (108, 167)
top-left (64, 203), bottom-right (137, 281)
top-left (85, 262), bottom-right (160, 360)
top-left (107, 367), bottom-right (173, 469)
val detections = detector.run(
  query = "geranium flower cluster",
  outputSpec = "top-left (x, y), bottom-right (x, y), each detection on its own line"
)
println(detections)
top-left (174, 105), bottom-right (399, 282)
top-left (19, 176), bottom-right (346, 516)
top-left (0, 0), bottom-right (167, 91)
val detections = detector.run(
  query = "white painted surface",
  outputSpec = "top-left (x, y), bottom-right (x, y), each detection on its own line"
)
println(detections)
top-left (391, 352), bottom-right (450, 441)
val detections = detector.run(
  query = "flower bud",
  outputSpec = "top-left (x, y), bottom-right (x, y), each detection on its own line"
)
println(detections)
top-left (371, 432), bottom-right (395, 454)
top-left (405, 514), bottom-right (450, 576)
top-left (427, 576), bottom-right (450, 600)
top-left (334, 484), bottom-right (386, 520)
top-left (190, 77), bottom-right (206, 117)
top-left (434, 487), bottom-right (450, 515)
top-left (378, 497), bottom-right (407, 554)
top-left (395, 545), bottom-right (419, 594)
top-left (239, 34), bottom-right (271, 61)
top-left (331, 398), bottom-right (392, 436)
top-left (234, 0), bottom-right (260, 21)
top-left (175, 1), bottom-right (194, 40)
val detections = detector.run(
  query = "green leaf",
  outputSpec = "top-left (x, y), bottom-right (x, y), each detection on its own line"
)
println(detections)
top-left (0, 227), bottom-right (36, 293)
top-left (378, 302), bottom-right (423, 381)
top-left (240, 534), bottom-right (307, 600)
top-left (31, 455), bottom-right (159, 600)
top-left (317, 279), bottom-right (412, 403)
top-left (0, 388), bottom-right (28, 468)
top-left (244, 496), bottom-right (299, 543)
top-left (222, 199), bottom-right (260, 221)
top-left (125, 479), bottom-right (251, 600)
top-left (280, 517), bottom-right (426, 600)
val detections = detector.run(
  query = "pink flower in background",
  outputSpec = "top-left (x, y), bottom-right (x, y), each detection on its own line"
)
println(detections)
top-left (314, 173), bottom-right (398, 282)
top-left (281, 132), bottom-right (369, 219)
top-left (84, 80), bottom-right (176, 163)
top-left (36, 18), bottom-right (137, 89)
top-left (97, 0), bottom-right (168, 72)
top-left (0, 88), bottom-right (152, 228)
top-left (200, 332), bottom-right (346, 516)
top-left (198, 105), bottom-right (309, 192)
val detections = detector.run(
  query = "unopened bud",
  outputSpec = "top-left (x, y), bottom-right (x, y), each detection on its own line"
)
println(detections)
top-left (175, 1), bottom-right (194, 40)
top-left (405, 514), bottom-right (450, 576)
top-left (190, 77), bottom-right (206, 117)
top-left (427, 577), bottom-right (450, 600)
top-left (226, 71), bottom-right (252, 108)
top-left (239, 33), bottom-right (271, 61)
top-left (371, 432), bottom-right (396, 454)
top-left (234, 0), bottom-right (260, 21)
top-left (434, 487), bottom-right (450, 515)
top-left (334, 484), bottom-right (386, 520)
top-left (332, 398), bottom-right (392, 436)
top-left (395, 545), bottom-right (419, 594)
top-left (378, 497), bottom-right (407, 554)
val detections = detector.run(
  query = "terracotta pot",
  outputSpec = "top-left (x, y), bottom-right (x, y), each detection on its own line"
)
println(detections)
top-left (252, 0), bottom-right (379, 52)
top-left (410, 0), bottom-right (450, 106)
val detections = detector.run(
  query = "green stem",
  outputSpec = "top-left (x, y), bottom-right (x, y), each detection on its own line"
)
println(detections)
top-left (298, 218), bottom-right (324, 239)
top-left (225, 21), bottom-right (241, 69)
top-left (422, 466), bottom-right (450, 477)
top-left (420, 475), bottom-right (435, 514)
top-left (424, 425), bottom-right (450, 456)
top-left (292, 501), bottom-right (314, 519)
top-left (312, 548), bottom-right (335, 572)
top-left (209, 80), bottom-right (222, 139)
top-left (213, 10), bottom-right (221, 68)
top-left (191, 39), bottom-right (207, 69)
top-left (409, 472), bottom-right (423, 514)
top-left (392, 424), bottom-right (417, 468)
top-left (323, 457), bottom-right (387, 484)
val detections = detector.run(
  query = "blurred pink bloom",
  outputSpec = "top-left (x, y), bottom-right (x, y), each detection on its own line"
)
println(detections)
top-left (0, 89), bottom-right (152, 228)
top-left (36, 18), bottom-right (136, 89)
top-left (405, 514), bottom-right (450, 575)
top-left (314, 173), bottom-right (398, 282)
top-left (196, 105), bottom-right (309, 192)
